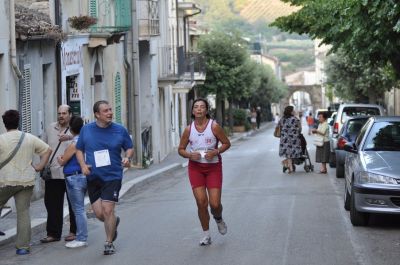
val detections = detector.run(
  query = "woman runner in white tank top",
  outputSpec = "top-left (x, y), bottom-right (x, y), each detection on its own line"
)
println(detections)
top-left (178, 98), bottom-right (231, 246)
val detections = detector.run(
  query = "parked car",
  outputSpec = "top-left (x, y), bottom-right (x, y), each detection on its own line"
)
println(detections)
top-left (330, 104), bottom-right (385, 169)
top-left (335, 116), bottom-right (369, 178)
top-left (313, 108), bottom-right (328, 128)
top-left (328, 111), bottom-right (337, 167)
top-left (343, 116), bottom-right (400, 226)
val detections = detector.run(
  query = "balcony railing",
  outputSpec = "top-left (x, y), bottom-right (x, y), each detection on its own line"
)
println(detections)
top-left (182, 51), bottom-right (206, 81)
top-left (158, 45), bottom-right (177, 79)
top-left (158, 46), bottom-right (206, 83)
top-left (89, 0), bottom-right (132, 33)
top-left (138, 0), bottom-right (160, 37)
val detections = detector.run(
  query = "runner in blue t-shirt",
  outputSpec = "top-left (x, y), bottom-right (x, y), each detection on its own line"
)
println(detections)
top-left (76, 100), bottom-right (134, 255)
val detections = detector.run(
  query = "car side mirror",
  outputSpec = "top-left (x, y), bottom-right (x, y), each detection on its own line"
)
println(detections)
top-left (344, 142), bottom-right (357, 154)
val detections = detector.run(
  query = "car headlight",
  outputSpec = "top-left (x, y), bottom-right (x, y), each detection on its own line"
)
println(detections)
top-left (359, 172), bottom-right (398, 184)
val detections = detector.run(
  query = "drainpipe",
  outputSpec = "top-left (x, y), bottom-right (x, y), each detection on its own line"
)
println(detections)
top-left (55, 0), bottom-right (62, 106)
top-left (123, 33), bottom-right (132, 132)
top-left (10, 0), bottom-right (22, 79)
top-left (183, 6), bottom-right (201, 53)
top-left (131, 0), bottom-right (142, 166)
top-left (175, 0), bottom-right (179, 48)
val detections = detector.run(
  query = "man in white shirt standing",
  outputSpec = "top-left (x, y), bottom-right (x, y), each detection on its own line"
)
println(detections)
top-left (40, 105), bottom-right (77, 243)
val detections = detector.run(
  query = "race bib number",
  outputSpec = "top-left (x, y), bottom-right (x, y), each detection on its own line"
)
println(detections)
top-left (94, 149), bottom-right (111, 168)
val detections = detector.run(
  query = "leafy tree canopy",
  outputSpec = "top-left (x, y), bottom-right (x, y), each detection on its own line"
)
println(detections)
top-left (325, 50), bottom-right (397, 103)
top-left (198, 31), bottom-right (254, 100)
top-left (272, 0), bottom-right (400, 77)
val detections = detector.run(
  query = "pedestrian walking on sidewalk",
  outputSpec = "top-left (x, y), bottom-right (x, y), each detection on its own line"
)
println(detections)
top-left (256, 106), bottom-right (261, 129)
top-left (178, 98), bottom-right (231, 246)
top-left (41, 105), bottom-right (77, 244)
top-left (279, 106), bottom-right (303, 174)
top-left (250, 107), bottom-right (257, 130)
top-left (57, 116), bottom-right (87, 248)
top-left (0, 110), bottom-right (52, 255)
top-left (76, 100), bottom-right (134, 255)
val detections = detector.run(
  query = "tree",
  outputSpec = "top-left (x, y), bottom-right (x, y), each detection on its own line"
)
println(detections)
top-left (325, 50), bottom-right (397, 103)
top-left (272, 0), bottom-right (400, 78)
top-left (198, 31), bottom-right (255, 126)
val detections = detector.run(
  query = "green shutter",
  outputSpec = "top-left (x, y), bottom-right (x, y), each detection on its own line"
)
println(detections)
top-left (114, 72), bottom-right (122, 124)
top-left (89, 0), bottom-right (97, 18)
top-left (22, 66), bottom-right (32, 133)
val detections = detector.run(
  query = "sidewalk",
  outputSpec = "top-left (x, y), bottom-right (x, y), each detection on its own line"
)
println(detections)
top-left (0, 122), bottom-right (273, 246)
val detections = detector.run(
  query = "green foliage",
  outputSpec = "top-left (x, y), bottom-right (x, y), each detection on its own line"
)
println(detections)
top-left (198, 31), bottom-right (254, 100)
top-left (198, 30), bottom-right (288, 126)
top-left (233, 108), bottom-right (247, 126)
top-left (325, 50), bottom-right (398, 103)
top-left (272, 0), bottom-right (400, 78)
top-left (223, 126), bottom-right (232, 136)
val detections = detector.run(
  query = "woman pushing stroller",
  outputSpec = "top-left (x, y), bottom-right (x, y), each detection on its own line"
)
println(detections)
top-left (278, 106), bottom-right (303, 173)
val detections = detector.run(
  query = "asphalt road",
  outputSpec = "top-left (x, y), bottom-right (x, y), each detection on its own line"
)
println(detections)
top-left (1, 127), bottom-right (400, 265)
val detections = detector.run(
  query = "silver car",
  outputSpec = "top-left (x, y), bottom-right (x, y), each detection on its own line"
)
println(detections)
top-left (343, 116), bottom-right (400, 226)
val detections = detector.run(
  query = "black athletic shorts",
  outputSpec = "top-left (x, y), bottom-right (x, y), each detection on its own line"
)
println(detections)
top-left (87, 179), bottom-right (122, 204)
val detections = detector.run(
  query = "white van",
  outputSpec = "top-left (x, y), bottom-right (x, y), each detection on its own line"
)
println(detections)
top-left (332, 104), bottom-right (385, 136)
top-left (329, 103), bottom-right (385, 166)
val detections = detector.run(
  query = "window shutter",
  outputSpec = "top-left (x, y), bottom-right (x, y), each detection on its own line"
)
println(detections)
top-left (89, 0), bottom-right (97, 18)
top-left (21, 65), bottom-right (32, 133)
top-left (114, 72), bottom-right (122, 124)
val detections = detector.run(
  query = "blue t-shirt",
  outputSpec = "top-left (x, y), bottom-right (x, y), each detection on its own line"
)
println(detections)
top-left (76, 122), bottom-right (133, 181)
top-left (63, 135), bottom-right (81, 175)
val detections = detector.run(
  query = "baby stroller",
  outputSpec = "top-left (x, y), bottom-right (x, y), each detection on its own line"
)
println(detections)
top-left (283, 134), bottom-right (314, 173)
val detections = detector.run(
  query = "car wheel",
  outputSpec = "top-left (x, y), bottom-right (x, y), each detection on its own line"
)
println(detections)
top-left (350, 181), bottom-right (369, 226)
top-left (329, 152), bottom-right (336, 168)
top-left (344, 181), bottom-right (350, 211)
top-left (336, 159), bottom-right (344, 178)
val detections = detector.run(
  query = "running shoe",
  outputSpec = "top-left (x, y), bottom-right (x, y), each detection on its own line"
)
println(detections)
top-left (216, 219), bottom-right (227, 235)
top-left (16, 248), bottom-right (30, 255)
top-left (65, 240), bottom-right (87, 248)
top-left (199, 235), bottom-right (211, 246)
top-left (104, 242), bottom-right (115, 255)
top-left (113, 216), bottom-right (120, 242)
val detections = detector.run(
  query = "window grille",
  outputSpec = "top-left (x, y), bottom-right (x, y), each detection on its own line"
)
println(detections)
top-left (114, 72), bottom-right (122, 124)
top-left (21, 66), bottom-right (32, 133)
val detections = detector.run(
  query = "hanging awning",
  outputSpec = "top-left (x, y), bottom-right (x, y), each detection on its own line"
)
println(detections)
top-left (88, 37), bottom-right (108, 48)
top-left (172, 80), bottom-right (195, 94)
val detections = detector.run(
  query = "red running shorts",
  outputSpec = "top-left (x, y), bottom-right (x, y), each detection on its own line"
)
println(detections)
top-left (188, 160), bottom-right (223, 189)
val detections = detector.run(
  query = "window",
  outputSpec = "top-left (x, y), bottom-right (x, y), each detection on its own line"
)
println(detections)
top-left (364, 121), bottom-right (400, 151)
top-left (355, 119), bottom-right (371, 147)
top-left (341, 107), bottom-right (381, 123)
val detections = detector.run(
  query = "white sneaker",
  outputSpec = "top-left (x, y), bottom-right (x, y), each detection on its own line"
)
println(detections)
top-left (216, 219), bottom-right (227, 235)
top-left (199, 235), bottom-right (211, 246)
top-left (65, 240), bottom-right (88, 248)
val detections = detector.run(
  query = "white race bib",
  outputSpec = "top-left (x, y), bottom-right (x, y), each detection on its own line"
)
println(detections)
top-left (94, 149), bottom-right (111, 168)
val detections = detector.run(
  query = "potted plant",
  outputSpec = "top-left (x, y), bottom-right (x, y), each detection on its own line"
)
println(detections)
top-left (232, 108), bottom-right (248, 132)
top-left (68, 16), bottom-right (97, 31)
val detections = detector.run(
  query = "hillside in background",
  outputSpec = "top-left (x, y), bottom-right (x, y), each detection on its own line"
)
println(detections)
top-left (193, 0), bottom-right (314, 76)
top-left (240, 0), bottom-right (300, 23)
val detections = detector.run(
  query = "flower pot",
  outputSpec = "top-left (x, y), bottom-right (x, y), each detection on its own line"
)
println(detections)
top-left (233, 125), bottom-right (246, 132)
